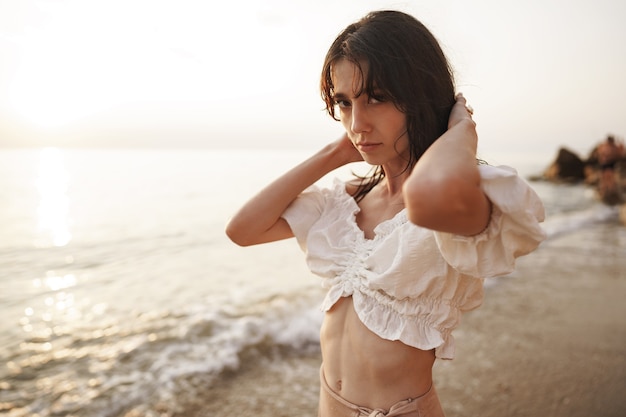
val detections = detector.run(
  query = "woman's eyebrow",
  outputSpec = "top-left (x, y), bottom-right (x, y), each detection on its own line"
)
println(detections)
top-left (332, 92), bottom-right (350, 101)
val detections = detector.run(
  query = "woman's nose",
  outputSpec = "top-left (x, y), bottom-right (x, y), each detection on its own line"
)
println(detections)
top-left (350, 104), bottom-right (371, 133)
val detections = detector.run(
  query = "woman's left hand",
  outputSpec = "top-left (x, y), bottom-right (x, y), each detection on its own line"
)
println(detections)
top-left (448, 93), bottom-right (475, 129)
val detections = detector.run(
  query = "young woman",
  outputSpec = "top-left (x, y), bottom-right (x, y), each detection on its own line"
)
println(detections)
top-left (226, 10), bottom-right (546, 417)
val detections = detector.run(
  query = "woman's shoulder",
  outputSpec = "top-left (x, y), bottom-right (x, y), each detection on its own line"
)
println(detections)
top-left (343, 179), bottom-right (360, 198)
top-left (296, 178), bottom-right (355, 210)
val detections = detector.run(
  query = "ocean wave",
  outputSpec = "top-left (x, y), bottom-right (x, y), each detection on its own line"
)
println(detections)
top-left (0, 290), bottom-right (323, 417)
top-left (542, 202), bottom-right (621, 240)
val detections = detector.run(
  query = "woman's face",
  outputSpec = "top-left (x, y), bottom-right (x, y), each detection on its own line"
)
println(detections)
top-left (331, 59), bottom-right (409, 167)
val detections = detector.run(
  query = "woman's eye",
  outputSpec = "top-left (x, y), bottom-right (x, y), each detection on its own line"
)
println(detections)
top-left (368, 94), bottom-right (385, 104)
top-left (334, 100), bottom-right (350, 109)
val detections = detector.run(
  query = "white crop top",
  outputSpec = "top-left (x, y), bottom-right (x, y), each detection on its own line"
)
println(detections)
top-left (281, 164), bottom-right (546, 359)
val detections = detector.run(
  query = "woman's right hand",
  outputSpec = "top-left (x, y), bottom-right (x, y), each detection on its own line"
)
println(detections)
top-left (333, 132), bottom-right (364, 165)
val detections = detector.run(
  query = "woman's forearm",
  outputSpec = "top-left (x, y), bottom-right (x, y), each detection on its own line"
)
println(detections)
top-left (226, 139), bottom-right (356, 246)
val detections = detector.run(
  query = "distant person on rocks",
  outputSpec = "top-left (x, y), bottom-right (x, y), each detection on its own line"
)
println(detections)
top-left (226, 10), bottom-right (546, 417)
top-left (596, 135), bottom-right (625, 203)
top-left (597, 135), bottom-right (625, 171)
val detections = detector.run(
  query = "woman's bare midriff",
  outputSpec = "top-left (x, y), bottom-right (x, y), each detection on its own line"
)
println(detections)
top-left (320, 296), bottom-right (436, 410)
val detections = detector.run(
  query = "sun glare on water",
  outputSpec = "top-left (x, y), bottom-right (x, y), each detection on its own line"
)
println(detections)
top-left (36, 147), bottom-right (72, 247)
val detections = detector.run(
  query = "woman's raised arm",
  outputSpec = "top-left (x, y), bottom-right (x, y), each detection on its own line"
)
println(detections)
top-left (402, 94), bottom-right (491, 236)
top-left (225, 134), bottom-right (362, 246)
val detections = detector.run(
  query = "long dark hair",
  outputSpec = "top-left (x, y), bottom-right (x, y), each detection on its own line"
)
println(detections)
top-left (320, 10), bottom-right (456, 201)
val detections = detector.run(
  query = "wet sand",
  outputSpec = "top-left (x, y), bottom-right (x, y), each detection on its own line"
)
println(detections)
top-left (171, 221), bottom-right (626, 417)
top-left (435, 221), bottom-right (626, 417)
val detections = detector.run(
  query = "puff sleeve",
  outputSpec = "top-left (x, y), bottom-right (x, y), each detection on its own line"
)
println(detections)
top-left (280, 185), bottom-right (326, 252)
top-left (434, 164), bottom-right (547, 278)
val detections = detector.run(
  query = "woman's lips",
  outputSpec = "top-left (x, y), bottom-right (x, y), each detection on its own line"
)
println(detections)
top-left (356, 143), bottom-right (381, 152)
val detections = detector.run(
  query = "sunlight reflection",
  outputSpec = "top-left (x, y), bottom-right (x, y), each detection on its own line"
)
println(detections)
top-left (33, 272), bottom-right (78, 291)
top-left (36, 148), bottom-right (72, 247)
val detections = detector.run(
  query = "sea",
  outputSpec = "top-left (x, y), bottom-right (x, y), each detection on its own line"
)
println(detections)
top-left (0, 147), bottom-right (622, 417)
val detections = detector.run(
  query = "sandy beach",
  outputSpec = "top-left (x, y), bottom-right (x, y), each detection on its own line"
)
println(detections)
top-left (172, 219), bottom-right (626, 417)
top-left (434, 220), bottom-right (626, 417)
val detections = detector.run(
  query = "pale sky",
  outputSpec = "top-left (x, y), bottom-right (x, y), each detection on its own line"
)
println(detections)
top-left (1, 0), bottom-right (625, 155)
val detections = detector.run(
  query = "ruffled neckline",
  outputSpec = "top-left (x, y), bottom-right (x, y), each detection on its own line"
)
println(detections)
top-left (331, 178), bottom-right (409, 241)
